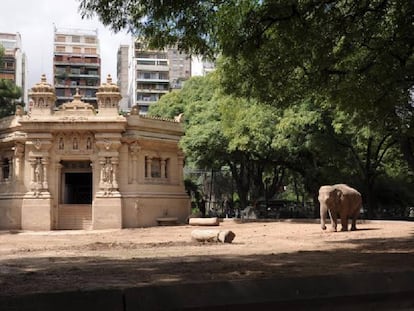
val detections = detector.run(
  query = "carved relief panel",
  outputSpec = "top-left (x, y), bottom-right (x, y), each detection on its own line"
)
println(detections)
top-left (54, 132), bottom-right (95, 155)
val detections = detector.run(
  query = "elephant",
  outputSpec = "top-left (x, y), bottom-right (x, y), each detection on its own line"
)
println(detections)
top-left (318, 184), bottom-right (362, 231)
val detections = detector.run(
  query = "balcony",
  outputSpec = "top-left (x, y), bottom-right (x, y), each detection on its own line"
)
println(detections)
top-left (136, 78), bottom-right (169, 83)
top-left (136, 64), bottom-right (169, 72)
top-left (55, 84), bottom-right (99, 89)
top-left (67, 73), bottom-right (100, 79)
top-left (54, 61), bottom-right (100, 67)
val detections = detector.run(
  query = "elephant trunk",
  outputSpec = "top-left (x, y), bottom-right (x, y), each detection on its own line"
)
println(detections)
top-left (320, 204), bottom-right (327, 230)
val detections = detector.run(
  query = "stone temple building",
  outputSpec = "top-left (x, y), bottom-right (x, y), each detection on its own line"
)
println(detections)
top-left (0, 75), bottom-right (190, 230)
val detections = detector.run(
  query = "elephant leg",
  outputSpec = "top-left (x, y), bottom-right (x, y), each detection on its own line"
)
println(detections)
top-left (351, 210), bottom-right (360, 231)
top-left (340, 214), bottom-right (348, 231)
top-left (328, 210), bottom-right (337, 232)
top-left (350, 218), bottom-right (357, 231)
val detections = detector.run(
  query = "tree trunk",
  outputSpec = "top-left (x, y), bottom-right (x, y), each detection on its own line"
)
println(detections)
top-left (229, 159), bottom-right (250, 210)
top-left (189, 217), bottom-right (219, 226)
top-left (400, 135), bottom-right (414, 173)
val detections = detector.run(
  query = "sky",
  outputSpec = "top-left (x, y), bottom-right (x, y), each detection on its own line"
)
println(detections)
top-left (0, 0), bottom-right (131, 90)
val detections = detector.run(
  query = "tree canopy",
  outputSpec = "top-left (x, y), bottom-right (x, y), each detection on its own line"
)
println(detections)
top-left (80, 0), bottom-right (414, 216)
top-left (150, 73), bottom-right (413, 216)
top-left (79, 0), bottom-right (414, 111)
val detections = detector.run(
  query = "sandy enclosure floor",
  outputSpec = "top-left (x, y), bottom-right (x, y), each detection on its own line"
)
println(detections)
top-left (0, 219), bottom-right (413, 296)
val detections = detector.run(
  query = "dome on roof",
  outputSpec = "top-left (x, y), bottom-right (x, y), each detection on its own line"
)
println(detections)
top-left (97, 74), bottom-right (119, 93)
top-left (29, 74), bottom-right (55, 94)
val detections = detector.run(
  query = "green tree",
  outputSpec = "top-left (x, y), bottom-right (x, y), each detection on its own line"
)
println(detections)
top-left (150, 75), bottom-right (338, 210)
top-left (80, 0), bottom-right (414, 171)
top-left (0, 46), bottom-right (22, 118)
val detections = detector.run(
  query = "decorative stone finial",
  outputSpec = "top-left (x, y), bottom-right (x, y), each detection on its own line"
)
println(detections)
top-left (96, 73), bottom-right (122, 113)
top-left (30, 75), bottom-right (55, 94)
top-left (73, 88), bottom-right (82, 102)
top-left (28, 74), bottom-right (56, 114)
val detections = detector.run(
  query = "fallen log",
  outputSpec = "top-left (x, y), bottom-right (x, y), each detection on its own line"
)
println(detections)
top-left (189, 217), bottom-right (219, 226)
top-left (191, 229), bottom-right (236, 243)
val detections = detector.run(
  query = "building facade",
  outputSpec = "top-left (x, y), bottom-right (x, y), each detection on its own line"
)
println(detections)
top-left (168, 48), bottom-right (192, 90)
top-left (0, 32), bottom-right (27, 102)
top-left (116, 44), bottom-right (130, 112)
top-left (0, 74), bottom-right (190, 231)
top-left (53, 27), bottom-right (101, 107)
top-left (125, 39), bottom-right (192, 114)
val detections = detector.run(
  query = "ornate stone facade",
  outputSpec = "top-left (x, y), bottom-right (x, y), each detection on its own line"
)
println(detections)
top-left (0, 75), bottom-right (190, 230)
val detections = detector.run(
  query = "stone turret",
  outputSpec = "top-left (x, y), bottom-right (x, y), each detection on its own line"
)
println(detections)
top-left (96, 74), bottom-right (121, 116)
top-left (28, 74), bottom-right (56, 117)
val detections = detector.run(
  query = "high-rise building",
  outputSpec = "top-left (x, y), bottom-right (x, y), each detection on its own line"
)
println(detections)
top-left (53, 27), bottom-right (101, 107)
top-left (168, 48), bottom-right (191, 90)
top-left (126, 38), bottom-right (192, 114)
top-left (117, 45), bottom-right (130, 112)
top-left (0, 32), bottom-right (27, 103)
top-left (132, 39), bottom-right (169, 114)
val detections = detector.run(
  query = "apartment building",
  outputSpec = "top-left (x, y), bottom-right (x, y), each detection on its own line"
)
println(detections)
top-left (0, 32), bottom-right (27, 102)
top-left (126, 38), bottom-right (191, 114)
top-left (168, 48), bottom-right (191, 90)
top-left (53, 27), bottom-right (101, 107)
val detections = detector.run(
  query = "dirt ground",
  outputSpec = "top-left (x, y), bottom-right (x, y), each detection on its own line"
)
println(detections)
top-left (0, 219), bottom-right (413, 297)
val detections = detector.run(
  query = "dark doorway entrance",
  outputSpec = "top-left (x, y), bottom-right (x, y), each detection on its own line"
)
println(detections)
top-left (64, 172), bottom-right (92, 204)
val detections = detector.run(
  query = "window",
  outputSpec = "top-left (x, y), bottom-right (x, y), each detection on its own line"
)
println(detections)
top-left (56, 89), bottom-right (65, 96)
top-left (2, 158), bottom-right (10, 181)
top-left (151, 158), bottom-right (161, 178)
top-left (72, 46), bottom-right (81, 54)
top-left (55, 67), bottom-right (66, 75)
top-left (71, 68), bottom-right (81, 75)
top-left (56, 35), bottom-right (66, 42)
top-left (85, 90), bottom-right (95, 98)
top-left (56, 46), bottom-right (65, 53)
top-left (137, 59), bottom-right (155, 66)
top-left (72, 36), bottom-right (80, 43)
top-left (85, 36), bottom-right (96, 44)
top-left (4, 62), bottom-right (15, 70)
top-left (84, 47), bottom-right (96, 54)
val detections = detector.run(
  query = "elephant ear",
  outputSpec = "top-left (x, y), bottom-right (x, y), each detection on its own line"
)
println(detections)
top-left (333, 189), bottom-right (343, 208)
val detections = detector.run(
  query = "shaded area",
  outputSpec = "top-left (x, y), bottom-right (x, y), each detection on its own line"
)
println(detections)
top-left (1, 234), bottom-right (413, 297)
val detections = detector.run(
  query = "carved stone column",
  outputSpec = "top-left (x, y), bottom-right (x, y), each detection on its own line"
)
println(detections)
top-left (160, 158), bottom-right (166, 179)
top-left (177, 151), bottom-right (185, 186)
top-left (99, 157), bottom-right (106, 189)
top-left (111, 157), bottom-right (119, 189)
top-left (130, 142), bottom-right (140, 184)
top-left (29, 158), bottom-right (37, 190)
top-left (41, 157), bottom-right (49, 190)
top-left (146, 157), bottom-right (152, 178)
top-left (14, 143), bottom-right (24, 182)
